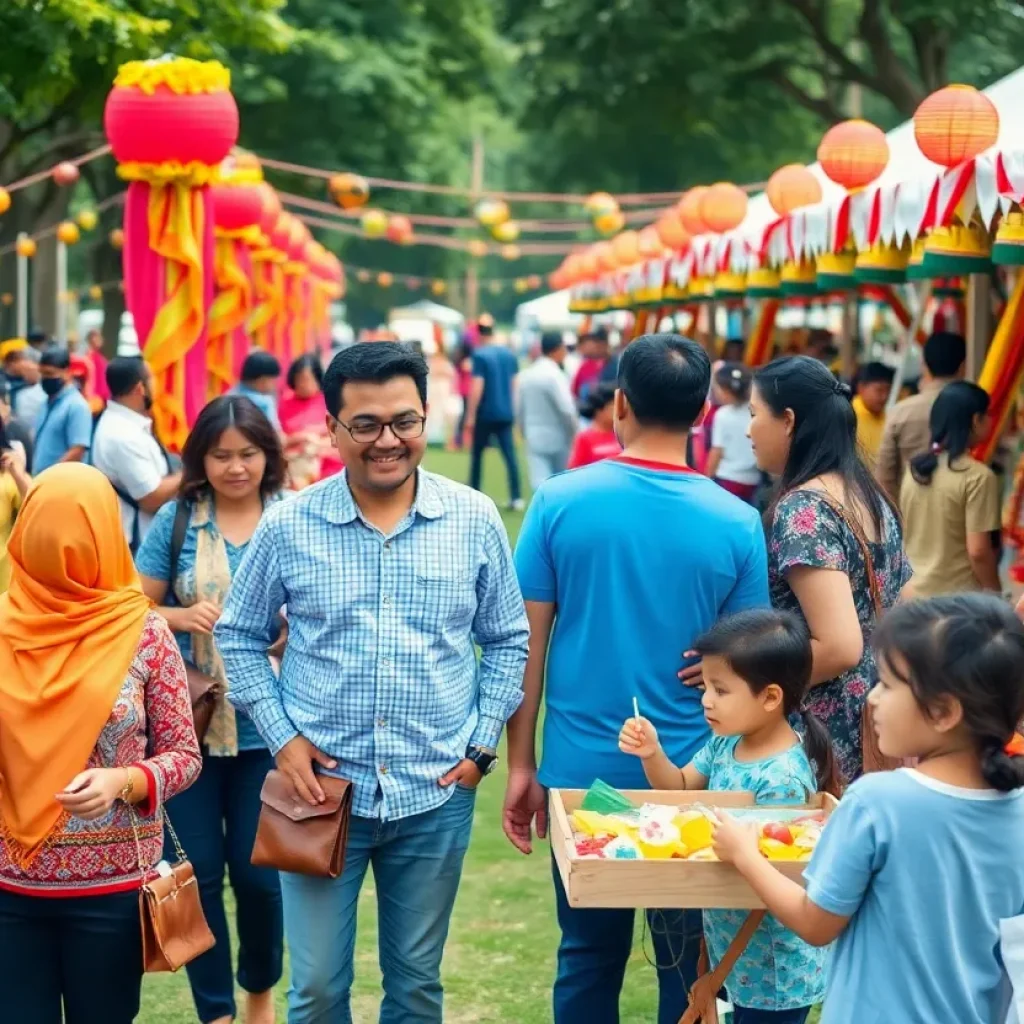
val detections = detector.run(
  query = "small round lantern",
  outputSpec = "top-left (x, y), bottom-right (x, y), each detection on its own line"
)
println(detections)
top-left (108, 228), bottom-right (125, 249)
top-left (377, 272), bottom-right (394, 288)
top-left (53, 162), bottom-right (80, 187)
top-left (637, 226), bottom-right (664, 260)
top-left (431, 280), bottom-right (446, 296)
top-left (76, 210), bottom-right (98, 231)
top-left (678, 187), bottom-right (709, 236)
top-left (817, 120), bottom-right (889, 191)
top-left (356, 269), bottom-right (371, 283)
top-left (57, 221), bottom-right (80, 245)
top-left (578, 249), bottom-right (600, 280)
top-left (527, 274), bottom-right (541, 289)
top-left (514, 278), bottom-right (529, 294)
top-left (585, 192), bottom-right (619, 218)
top-left (329, 172), bottom-right (370, 210)
top-left (766, 165), bottom-right (823, 217)
top-left (16, 237), bottom-right (36, 259)
top-left (468, 239), bottom-right (488, 258)
top-left (0, 188), bottom-right (10, 216)
top-left (476, 199), bottom-right (510, 227)
top-left (611, 230), bottom-right (641, 267)
top-left (699, 183), bottom-right (748, 234)
top-left (913, 85), bottom-right (999, 168)
top-left (501, 244), bottom-right (520, 261)
top-left (103, 56), bottom-right (240, 448)
top-left (0, 294), bottom-right (12, 306)
top-left (593, 241), bottom-right (618, 274)
top-left (655, 209), bottom-right (690, 250)
top-left (88, 285), bottom-right (104, 301)
top-left (362, 209), bottom-right (388, 238)
top-left (386, 214), bottom-right (413, 245)
top-left (492, 220), bottom-right (520, 243)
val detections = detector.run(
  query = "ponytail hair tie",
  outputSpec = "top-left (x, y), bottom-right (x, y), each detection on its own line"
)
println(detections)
top-left (832, 381), bottom-right (851, 398)
top-left (931, 442), bottom-right (942, 454)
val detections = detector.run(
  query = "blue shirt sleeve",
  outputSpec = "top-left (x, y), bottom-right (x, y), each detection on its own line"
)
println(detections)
top-left (803, 782), bottom-right (883, 917)
top-left (721, 513), bottom-right (770, 616)
top-left (67, 395), bottom-right (94, 449)
top-left (136, 502), bottom-right (177, 582)
top-left (514, 489), bottom-right (555, 602)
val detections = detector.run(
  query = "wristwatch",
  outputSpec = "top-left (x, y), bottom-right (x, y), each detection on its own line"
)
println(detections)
top-left (466, 745), bottom-right (498, 777)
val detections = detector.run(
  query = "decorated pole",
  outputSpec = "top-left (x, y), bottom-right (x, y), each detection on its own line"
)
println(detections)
top-left (208, 153), bottom-right (265, 397)
top-left (103, 57), bottom-right (239, 449)
top-left (282, 217), bottom-right (312, 363)
top-left (248, 185), bottom-right (286, 360)
top-left (15, 234), bottom-right (31, 338)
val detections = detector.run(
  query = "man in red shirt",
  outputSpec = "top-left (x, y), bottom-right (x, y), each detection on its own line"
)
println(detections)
top-left (86, 329), bottom-right (110, 402)
top-left (571, 327), bottom-right (609, 403)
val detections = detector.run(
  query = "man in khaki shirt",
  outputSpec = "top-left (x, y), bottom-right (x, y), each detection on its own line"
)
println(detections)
top-left (876, 331), bottom-right (966, 503)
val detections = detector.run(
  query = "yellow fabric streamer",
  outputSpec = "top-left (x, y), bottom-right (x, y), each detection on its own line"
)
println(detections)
top-left (975, 273), bottom-right (1024, 463)
top-left (284, 262), bottom-right (308, 362)
top-left (117, 161), bottom-right (219, 187)
top-left (145, 183), bottom-right (206, 450)
top-left (249, 253), bottom-right (287, 353)
top-left (978, 272), bottom-right (1024, 393)
top-left (207, 237), bottom-right (253, 399)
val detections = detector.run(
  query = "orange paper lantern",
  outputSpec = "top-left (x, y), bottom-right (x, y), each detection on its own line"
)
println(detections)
top-left (699, 182), bottom-right (748, 234)
top-left (766, 164), bottom-right (823, 217)
top-left (468, 239), bottom-right (489, 258)
top-left (637, 226), bottom-right (664, 259)
top-left (677, 187), bottom-right (709, 236)
top-left (655, 209), bottom-right (690, 250)
top-left (377, 271), bottom-right (394, 288)
top-left (56, 221), bottom-right (80, 245)
top-left (913, 84), bottom-right (999, 169)
top-left (611, 230), bottom-right (641, 267)
top-left (500, 244), bottom-right (520, 261)
top-left (386, 214), bottom-right (413, 245)
top-left (594, 209), bottom-right (625, 236)
top-left (0, 188), bottom-right (9, 216)
top-left (817, 120), bottom-right (889, 191)
top-left (16, 237), bottom-right (36, 259)
top-left (329, 172), bottom-right (370, 210)
top-left (52, 162), bottom-right (80, 187)
top-left (585, 192), bottom-right (619, 217)
top-left (579, 249), bottom-right (601, 280)
top-left (593, 241), bottom-right (618, 274)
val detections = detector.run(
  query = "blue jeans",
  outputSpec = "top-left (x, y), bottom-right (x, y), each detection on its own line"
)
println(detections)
top-left (164, 748), bottom-right (283, 1023)
top-left (732, 1008), bottom-right (812, 1023)
top-left (552, 856), bottom-right (703, 1024)
top-left (282, 784), bottom-right (476, 1024)
top-left (469, 421), bottom-right (521, 501)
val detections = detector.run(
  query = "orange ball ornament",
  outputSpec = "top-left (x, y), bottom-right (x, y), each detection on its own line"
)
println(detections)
top-left (655, 208), bottom-right (690, 250)
top-left (329, 172), bottom-right (370, 210)
top-left (377, 271), bottom-right (394, 288)
top-left (492, 220), bottom-right (520, 243)
top-left (817, 119), bottom-right (889, 191)
top-left (0, 293), bottom-right (12, 306)
top-left (500, 244), bottom-right (520, 261)
top-left (913, 84), bottom-right (999, 169)
top-left (476, 199), bottom-right (510, 227)
top-left (76, 209), bottom-right (98, 231)
top-left (88, 285), bottom-right (103, 301)
top-left (386, 214), bottom-right (413, 245)
top-left (361, 209), bottom-right (388, 238)
top-left (431, 280), bottom-right (446, 296)
top-left (356, 269), bottom-right (372, 283)
top-left (468, 239), bottom-right (489, 258)
top-left (0, 188), bottom-right (10, 216)
top-left (699, 183), bottom-right (748, 234)
top-left (585, 192), bottom-right (619, 217)
top-left (57, 221), bottom-right (80, 245)
top-left (766, 164), bottom-right (823, 218)
top-left (678, 187), bottom-right (709, 235)
top-left (594, 209), bottom-right (625, 236)
top-left (611, 230), bottom-right (641, 267)
top-left (109, 228), bottom-right (125, 249)
top-left (52, 161), bottom-right (80, 187)
top-left (527, 274), bottom-right (541, 289)
top-left (16, 237), bottom-right (37, 259)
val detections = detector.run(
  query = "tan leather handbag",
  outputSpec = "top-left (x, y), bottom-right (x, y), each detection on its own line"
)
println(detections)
top-left (251, 769), bottom-right (352, 878)
top-left (184, 662), bottom-right (219, 743)
top-left (131, 809), bottom-right (216, 973)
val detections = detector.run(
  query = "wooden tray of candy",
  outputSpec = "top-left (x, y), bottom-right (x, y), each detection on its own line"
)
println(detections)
top-left (550, 788), bottom-right (839, 910)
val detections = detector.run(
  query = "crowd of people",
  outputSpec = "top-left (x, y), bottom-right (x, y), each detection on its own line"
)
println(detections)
top-left (0, 323), bottom-right (1022, 1024)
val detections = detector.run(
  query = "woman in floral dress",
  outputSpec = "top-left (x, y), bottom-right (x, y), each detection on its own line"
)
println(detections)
top-left (749, 356), bottom-right (912, 781)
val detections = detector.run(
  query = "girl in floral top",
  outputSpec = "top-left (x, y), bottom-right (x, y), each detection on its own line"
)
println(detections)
top-left (749, 357), bottom-right (912, 781)
top-left (0, 464), bottom-right (201, 1024)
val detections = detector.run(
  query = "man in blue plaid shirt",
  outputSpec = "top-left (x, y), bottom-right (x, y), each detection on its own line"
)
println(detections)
top-left (217, 343), bottom-right (528, 1024)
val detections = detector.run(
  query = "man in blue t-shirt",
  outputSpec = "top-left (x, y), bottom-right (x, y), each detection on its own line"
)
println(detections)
top-left (33, 346), bottom-right (94, 473)
top-left (506, 333), bottom-right (769, 1023)
top-left (465, 316), bottom-right (523, 510)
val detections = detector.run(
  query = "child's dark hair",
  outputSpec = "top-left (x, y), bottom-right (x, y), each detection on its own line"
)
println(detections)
top-left (909, 380), bottom-right (989, 484)
top-left (715, 362), bottom-right (751, 402)
top-left (695, 609), bottom-right (842, 796)
top-left (874, 594), bottom-right (1024, 792)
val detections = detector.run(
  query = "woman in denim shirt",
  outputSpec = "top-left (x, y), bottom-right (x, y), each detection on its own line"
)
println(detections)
top-left (137, 395), bottom-right (286, 1024)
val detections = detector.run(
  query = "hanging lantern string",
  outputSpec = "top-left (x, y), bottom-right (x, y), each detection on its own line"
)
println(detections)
top-left (0, 190), bottom-right (125, 255)
top-left (2, 143), bottom-right (112, 195)
top-left (295, 211), bottom-right (574, 257)
top-left (347, 264), bottom-right (543, 288)
top-left (259, 153), bottom-right (766, 205)
top-left (279, 190), bottom-right (664, 232)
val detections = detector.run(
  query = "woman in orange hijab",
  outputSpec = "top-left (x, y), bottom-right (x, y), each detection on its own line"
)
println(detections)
top-left (0, 463), bottom-right (201, 1024)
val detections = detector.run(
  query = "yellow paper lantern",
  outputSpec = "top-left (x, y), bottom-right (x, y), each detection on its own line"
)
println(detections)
top-left (476, 199), bottom-right (510, 227)
top-left (329, 172), bottom-right (370, 210)
top-left (88, 285), bottom-right (103, 301)
top-left (361, 209), bottom-right (388, 238)
top-left (56, 221), bottom-right (80, 245)
top-left (492, 220), bottom-right (520, 243)
top-left (585, 192), bottom-right (619, 217)
top-left (594, 209), bottom-right (625, 236)
top-left (0, 188), bottom-right (10, 216)
top-left (611, 230), bottom-right (641, 267)
top-left (514, 278), bottom-right (529, 293)
top-left (15, 237), bottom-right (37, 259)
top-left (431, 280), bottom-right (446, 295)
top-left (76, 209), bottom-right (98, 231)
top-left (0, 294), bottom-right (12, 306)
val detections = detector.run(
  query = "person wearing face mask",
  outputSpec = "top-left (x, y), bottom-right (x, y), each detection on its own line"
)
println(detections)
top-left (33, 345), bottom-right (94, 473)
top-left (90, 356), bottom-right (181, 553)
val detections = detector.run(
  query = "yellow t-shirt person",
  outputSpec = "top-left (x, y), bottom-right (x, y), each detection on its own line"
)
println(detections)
top-left (852, 395), bottom-right (886, 468)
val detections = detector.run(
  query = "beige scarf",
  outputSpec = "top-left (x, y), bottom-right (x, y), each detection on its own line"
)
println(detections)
top-left (177, 497), bottom-right (237, 756)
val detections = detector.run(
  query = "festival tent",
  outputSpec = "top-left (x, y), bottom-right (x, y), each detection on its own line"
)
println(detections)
top-left (514, 289), bottom-right (581, 332)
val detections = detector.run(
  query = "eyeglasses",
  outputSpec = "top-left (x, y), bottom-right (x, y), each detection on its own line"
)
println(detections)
top-left (334, 414), bottom-right (426, 444)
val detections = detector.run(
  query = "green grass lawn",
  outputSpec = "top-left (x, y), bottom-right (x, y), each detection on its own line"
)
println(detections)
top-left (139, 445), bottom-right (671, 1023)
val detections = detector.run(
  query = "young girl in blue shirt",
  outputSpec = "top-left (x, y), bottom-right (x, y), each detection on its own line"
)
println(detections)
top-left (714, 593), bottom-right (1024, 1024)
top-left (620, 608), bottom-right (840, 1023)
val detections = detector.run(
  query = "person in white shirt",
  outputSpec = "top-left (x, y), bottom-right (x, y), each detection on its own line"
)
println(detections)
top-left (516, 332), bottom-right (579, 490)
top-left (90, 356), bottom-right (181, 552)
top-left (707, 362), bottom-right (760, 504)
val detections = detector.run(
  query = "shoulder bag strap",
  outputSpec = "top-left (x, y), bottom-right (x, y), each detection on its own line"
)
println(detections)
top-left (796, 488), bottom-right (883, 617)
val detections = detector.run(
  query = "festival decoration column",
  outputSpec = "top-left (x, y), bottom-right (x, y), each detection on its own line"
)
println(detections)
top-left (248, 185), bottom-right (287, 363)
top-left (103, 57), bottom-right (239, 448)
top-left (282, 216), bottom-right (312, 363)
top-left (208, 154), bottom-right (265, 397)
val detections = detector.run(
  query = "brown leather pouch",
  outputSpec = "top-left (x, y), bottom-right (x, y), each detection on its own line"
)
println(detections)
top-left (184, 662), bottom-right (219, 743)
top-left (251, 769), bottom-right (352, 878)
